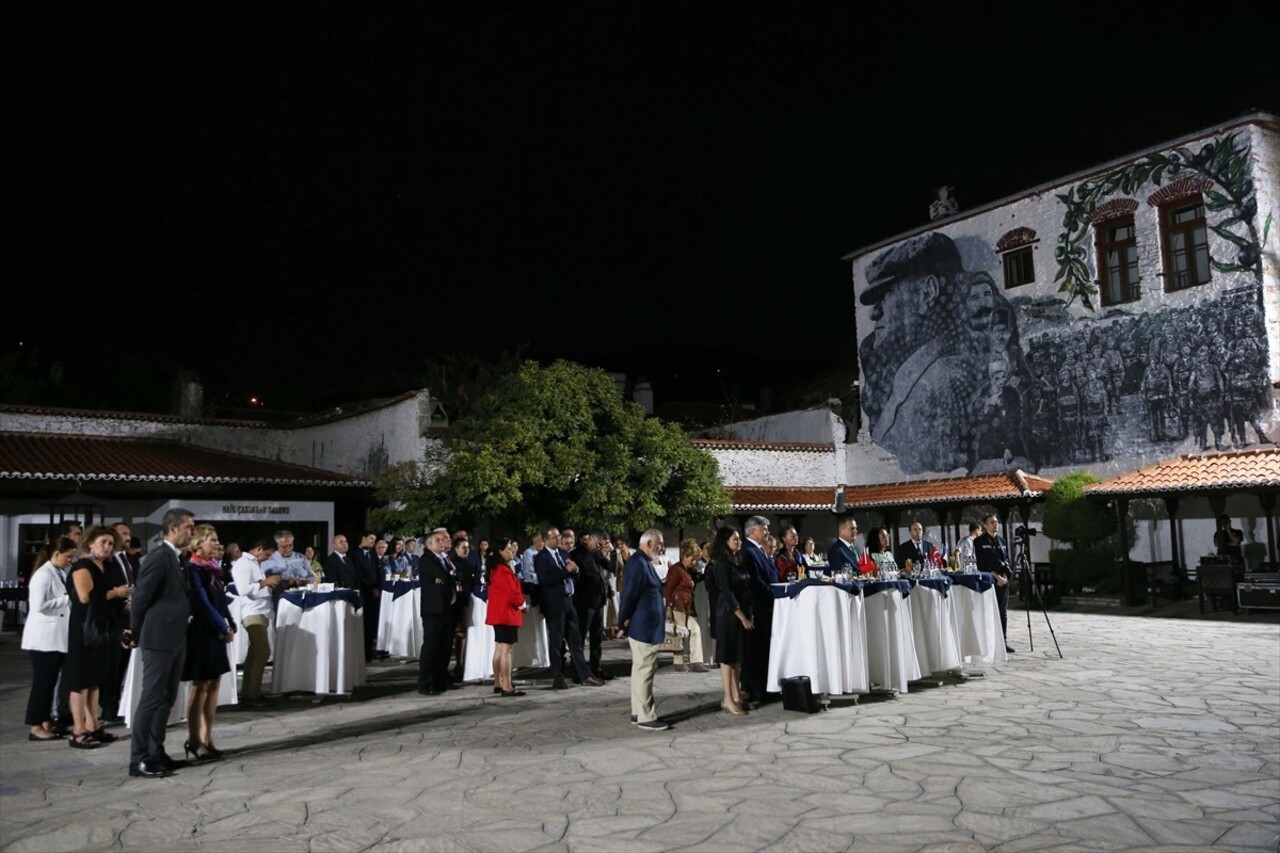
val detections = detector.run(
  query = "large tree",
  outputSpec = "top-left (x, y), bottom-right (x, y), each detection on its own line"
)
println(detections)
top-left (371, 360), bottom-right (732, 534)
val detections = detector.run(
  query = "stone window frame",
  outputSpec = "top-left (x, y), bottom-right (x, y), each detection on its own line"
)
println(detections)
top-left (1085, 199), bottom-right (1141, 308)
top-left (996, 227), bottom-right (1037, 290)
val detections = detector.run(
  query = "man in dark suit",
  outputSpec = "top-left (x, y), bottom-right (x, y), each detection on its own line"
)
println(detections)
top-left (351, 531), bottom-right (382, 662)
top-left (739, 515), bottom-right (779, 706)
top-left (419, 528), bottom-right (461, 695)
top-left (323, 534), bottom-right (356, 588)
top-left (449, 533), bottom-right (478, 682)
top-left (894, 520), bottom-right (935, 571)
top-left (826, 516), bottom-right (862, 574)
top-left (125, 508), bottom-right (195, 778)
top-left (571, 530), bottom-right (612, 681)
top-left (536, 526), bottom-right (601, 689)
top-left (101, 521), bottom-right (137, 723)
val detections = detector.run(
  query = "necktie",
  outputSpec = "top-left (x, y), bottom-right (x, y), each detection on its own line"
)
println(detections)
top-left (558, 551), bottom-right (574, 597)
top-left (118, 553), bottom-right (132, 585)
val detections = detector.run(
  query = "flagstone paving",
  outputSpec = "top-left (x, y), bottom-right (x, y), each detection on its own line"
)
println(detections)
top-left (1, 606), bottom-right (1276, 851)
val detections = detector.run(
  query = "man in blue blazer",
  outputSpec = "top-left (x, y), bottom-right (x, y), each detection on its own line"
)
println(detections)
top-left (827, 516), bottom-right (862, 574)
top-left (535, 526), bottom-right (600, 689)
top-left (126, 508), bottom-right (196, 778)
top-left (739, 516), bottom-right (779, 706)
top-left (615, 528), bottom-right (669, 731)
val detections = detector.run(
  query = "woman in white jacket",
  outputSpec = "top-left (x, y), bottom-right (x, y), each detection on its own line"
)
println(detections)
top-left (22, 536), bottom-right (77, 741)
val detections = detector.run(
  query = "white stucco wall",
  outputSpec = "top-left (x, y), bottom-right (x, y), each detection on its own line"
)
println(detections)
top-left (705, 445), bottom-right (833, 487)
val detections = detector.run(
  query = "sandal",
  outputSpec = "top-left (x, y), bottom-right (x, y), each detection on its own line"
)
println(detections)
top-left (69, 733), bottom-right (101, 750)
top-left (500, 689), bottom-right (526, 697)
top-left (721, 703), bottom-right (747, 716)
top-left (89, 729), bottom-right (117, 744)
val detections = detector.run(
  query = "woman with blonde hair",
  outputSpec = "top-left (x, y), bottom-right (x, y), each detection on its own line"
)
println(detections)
top-left (663, 539), bottom-right (707, 673)
top-left (183, 523), bottom-right (235, 761)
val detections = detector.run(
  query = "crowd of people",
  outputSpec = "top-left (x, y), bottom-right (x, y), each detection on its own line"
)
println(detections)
top-left (21, 510), bottom-right (1026, 772)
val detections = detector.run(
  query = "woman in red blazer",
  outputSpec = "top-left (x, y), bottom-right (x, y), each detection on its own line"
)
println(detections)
top-left (484, 538), bottom-right (527, 696)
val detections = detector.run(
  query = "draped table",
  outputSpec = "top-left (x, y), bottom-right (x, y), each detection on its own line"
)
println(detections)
top-left (272, 587), bottom-right (367, 695)
top-left (462, 589), bottom-right (551, 682)
top-left (862, 579), bottom-right (922, 693)
top-left (376, 579), bottom-right (423, 659)
top-left (948, 572), bottom-right (1008, 666)
top-left (121, 643), bottom-right (237, 729)
top-left (766, 580), bottom-right (869, 696)
top-left (908, 576), bottom-right (963, 675)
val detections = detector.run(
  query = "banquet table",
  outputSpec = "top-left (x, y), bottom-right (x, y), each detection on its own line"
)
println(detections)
top-left (948, 572), bottom-right (1008, 666)
top-left (908, 576), bottom-right (963, 675)
top-left (766, 580), bottom-right (869, 696)
top-left (272, 587), bottom-right (367, 694)
top-left (121, 644), bottom-right (237, 729)
top-left (862, 579), bottom-right (923, 693)
top-left (462, 590), bottom-right (550, 682)
top-left (376, 579), bottom-right (423, 658)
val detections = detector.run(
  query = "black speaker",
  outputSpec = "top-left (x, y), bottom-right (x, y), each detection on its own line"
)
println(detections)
top-left (781, 675), bottom-right (821, 713)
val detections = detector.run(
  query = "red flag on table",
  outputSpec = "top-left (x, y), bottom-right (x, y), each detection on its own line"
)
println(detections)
top-left (929, 546), bottom-right (941, 566)
top-left (858, 549), bottom-right (875, 575)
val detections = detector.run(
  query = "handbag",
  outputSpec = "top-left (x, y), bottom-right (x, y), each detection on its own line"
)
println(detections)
top-left (81, 605), bottom-right (109, 647)
top-left (658, 608), bottom-right (685, 654)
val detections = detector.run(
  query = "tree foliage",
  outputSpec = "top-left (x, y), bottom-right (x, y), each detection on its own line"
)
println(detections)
top-left (1041, 470), bottom-right (1113, 547)
top-left (371, 360), bottom-right (732, 535)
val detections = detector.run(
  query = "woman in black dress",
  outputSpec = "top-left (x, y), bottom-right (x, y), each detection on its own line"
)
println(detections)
top-left (710, 526), bottom-right (753, 716)
top-left (66, 527), bottom-right (132, 750)
top-left (183, 524), bottom-right (235, 762)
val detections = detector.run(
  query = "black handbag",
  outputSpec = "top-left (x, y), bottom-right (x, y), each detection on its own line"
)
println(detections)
top-left (81, 605), bottom-right (110, 647)
top-left (781, 675), bottom-right (821, 713)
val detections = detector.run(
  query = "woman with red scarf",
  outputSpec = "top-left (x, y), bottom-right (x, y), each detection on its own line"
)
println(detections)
top-left (183, 524), bottom-right (235, 761)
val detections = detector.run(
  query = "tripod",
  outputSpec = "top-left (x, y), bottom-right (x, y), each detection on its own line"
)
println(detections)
top-left (1014, 534), bottom-right (1063, 658)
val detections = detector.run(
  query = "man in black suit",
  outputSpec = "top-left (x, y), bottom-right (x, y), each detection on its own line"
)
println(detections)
top-left (125, 508), bottom-right (195, 778)
top-left (536, 526), bottom-right (602, 689)
top-left (419, 528), bottom-right (461, 695)
top-left (739, 515), bottom-right (779, 706)
top-left (351, 531), bottom-right (382, 662)
top-left (323, 534), bottom-right (356, 588)
top-left (448, 532), bottom-right (478, 682)
top-left (101, 521), bottom-right (138, 723)
top-left (571, 530), bottom-right (612, 681)
top-left (894, 520), bottom-right (936, 572)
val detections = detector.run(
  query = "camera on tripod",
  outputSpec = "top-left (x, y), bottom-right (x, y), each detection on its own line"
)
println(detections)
top-left (1015, 525), bottom-right (1038, 539)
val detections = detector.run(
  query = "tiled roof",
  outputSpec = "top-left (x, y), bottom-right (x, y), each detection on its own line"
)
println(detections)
top-left (0, 432), bottom-right (373, 488)
top-left (843, 470), bottom-right (1054, 509)
top-left (1084, 448), bottom-right (1280, 495)
top-left (693, 439), bottom-right (831, 453)
top-left (730, 487), bottom-right (838, 511)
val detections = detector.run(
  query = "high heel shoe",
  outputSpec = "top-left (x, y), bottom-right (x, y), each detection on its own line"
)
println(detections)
top-left (202, 742), bottom-right (224, 760)
top-left (184, 740), bottom-right (213, 762)
top-left (721, 703), bottom-right (747, 716)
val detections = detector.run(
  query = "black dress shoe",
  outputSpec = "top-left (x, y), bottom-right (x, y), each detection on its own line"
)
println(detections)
top-left (153, 752), bottom-right (185, 770)
top-left (1005, 645), bottom-right (1016, 654)
top-left (129, 760), bottom-right (171, 779)
top-left (551, 678), bottom-right (569, 690)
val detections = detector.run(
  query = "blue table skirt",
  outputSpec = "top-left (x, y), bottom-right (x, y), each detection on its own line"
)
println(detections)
top-left (281, 588), bottom-right (362, 610)
top-left (949, 572), bottom-right (995, 594)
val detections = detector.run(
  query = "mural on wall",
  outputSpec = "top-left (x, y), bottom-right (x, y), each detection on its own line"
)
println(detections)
top-left (858, 133), bottom-right (1271, 476)
top-left (1054, 132), bottom-right (1263, 308)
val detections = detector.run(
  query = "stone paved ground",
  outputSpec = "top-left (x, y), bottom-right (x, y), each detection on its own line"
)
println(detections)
top-left (1, 604), bottom-right (1277, 852)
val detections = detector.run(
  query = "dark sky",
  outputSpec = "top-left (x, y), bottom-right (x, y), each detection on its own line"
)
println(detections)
top-left (24, 1), bottom-right (1280, 412)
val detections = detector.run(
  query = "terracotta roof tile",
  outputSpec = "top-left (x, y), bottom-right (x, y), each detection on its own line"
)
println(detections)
top-left (1084, 448), bottom-right (1280, 495)
top-left (0, 432), bottom-right (372, 488)
top-left (693, 439), bottom-right (830, 453)
top-left (730, 487), bottom-right (838, 511)
top-left (843, 470), bottom-right (1053, 509)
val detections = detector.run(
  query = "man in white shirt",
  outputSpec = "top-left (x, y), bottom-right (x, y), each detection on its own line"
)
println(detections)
top-left (230, 538), bottom-right (280, 703)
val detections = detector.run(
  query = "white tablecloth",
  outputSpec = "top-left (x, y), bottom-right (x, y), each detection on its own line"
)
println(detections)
top-left (377, 582), bottom-right (424, 659)
top-left (950, 581), bottom-right (1008, 667)
top-left (463, 594), bottom-right (550, 681)
top-left (121, 647), bottom-right (237, 729)
top-left (227, 593), bottom-right (275, 665)
top-left (909, 581), bottom-right (963, 675)
top-left (864, 586), bottom-right (923, 693)
top-left (766, 584), bottom-right (869, 696)
top-left (272, 592), bottom-right (367, 694)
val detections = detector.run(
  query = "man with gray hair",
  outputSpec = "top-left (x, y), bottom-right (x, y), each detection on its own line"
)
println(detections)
top-left (740, 515), bottom-right (779, 707)
top-left (615, 528), bottom-right (669, 730)
top-left (261, 529), bottom-right (312, 586)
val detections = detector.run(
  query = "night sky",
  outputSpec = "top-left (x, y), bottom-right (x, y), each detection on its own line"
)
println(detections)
top-left (20, 1), bottom-right (1280, 413)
